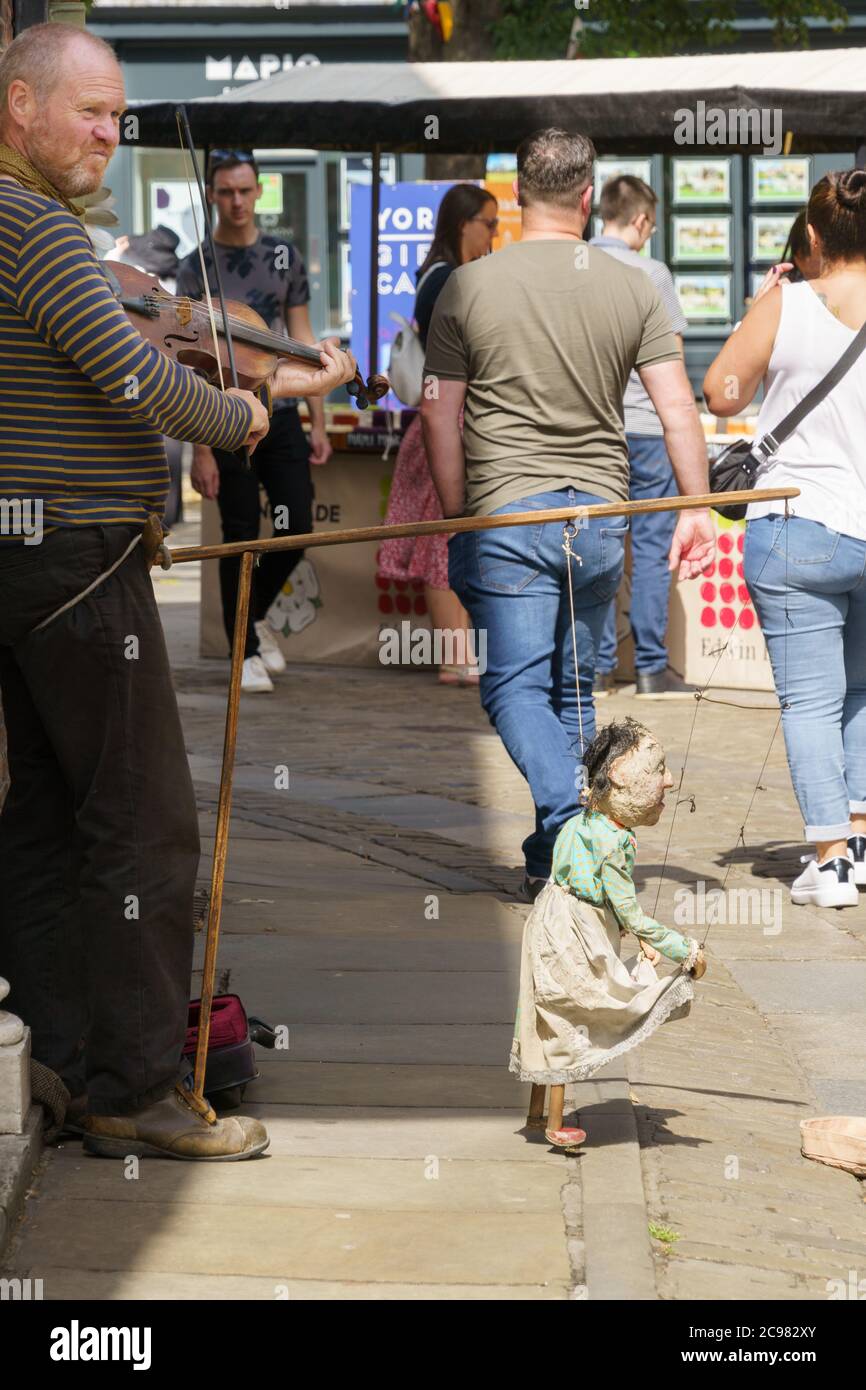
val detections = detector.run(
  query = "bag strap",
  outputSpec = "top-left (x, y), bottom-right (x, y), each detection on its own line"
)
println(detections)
top-left (414, 260), bottom-right (450, 300)
top-left (755, 312), bottom-right (866, 462)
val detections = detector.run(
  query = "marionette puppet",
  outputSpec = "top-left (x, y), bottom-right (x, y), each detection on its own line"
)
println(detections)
top-left (510, 717), bottom-right (707, 1152)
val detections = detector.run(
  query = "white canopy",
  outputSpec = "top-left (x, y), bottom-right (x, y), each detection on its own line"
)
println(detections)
top-left (131, 50), bottom-right (866, 153)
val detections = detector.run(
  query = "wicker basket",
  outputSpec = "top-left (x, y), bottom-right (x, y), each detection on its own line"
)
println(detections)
top-left (800, 1116), bottom-right (866, 1177)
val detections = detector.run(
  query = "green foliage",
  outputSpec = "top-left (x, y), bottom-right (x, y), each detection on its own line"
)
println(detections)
top-left (492, 0), bottom-right (849, 60)
top-left (493, 0), bottom-right (573, 59)
top-left (648, 1222), bottom-right (681, 1244)
top-left (759, 0), bottom-right (849, 48)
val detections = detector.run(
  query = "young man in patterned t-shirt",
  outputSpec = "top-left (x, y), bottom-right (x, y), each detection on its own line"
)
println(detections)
top-left (176, 151), bottom-right (333, 691)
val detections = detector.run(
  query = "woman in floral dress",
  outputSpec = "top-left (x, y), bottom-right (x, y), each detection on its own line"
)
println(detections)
top-left (379, 184), bottom-right (499, 684)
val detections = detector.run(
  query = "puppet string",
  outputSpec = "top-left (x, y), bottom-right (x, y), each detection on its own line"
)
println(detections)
top-left (563, 522), bottom-right (587, 789)
top-left (650, 502), bottom-right (792, 946)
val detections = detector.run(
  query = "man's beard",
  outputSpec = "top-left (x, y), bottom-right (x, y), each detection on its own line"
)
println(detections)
top-left (27, 122), bottom-right (108, 198)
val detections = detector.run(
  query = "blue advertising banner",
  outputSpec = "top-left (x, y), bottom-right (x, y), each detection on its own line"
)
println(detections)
top-left (350, 181), bottom-right (456, 409)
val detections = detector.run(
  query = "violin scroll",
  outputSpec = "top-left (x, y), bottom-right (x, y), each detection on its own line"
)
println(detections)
top-left (347, 372), bottom-right (391, 411)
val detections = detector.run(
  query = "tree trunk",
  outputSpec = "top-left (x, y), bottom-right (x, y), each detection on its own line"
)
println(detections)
top-left (409, 1), bottom-right (502, 180)
top-left (445, 0), bottom-right (502, 61)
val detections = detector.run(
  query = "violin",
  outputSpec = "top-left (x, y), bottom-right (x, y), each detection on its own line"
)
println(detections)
top-left (104, 260), bottom-right (389, 410)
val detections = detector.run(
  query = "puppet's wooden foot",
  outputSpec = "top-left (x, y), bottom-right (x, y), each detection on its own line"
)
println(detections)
top-left (544, 1084), bottom-right (586, 1152)
top-left (526, 1082), bottom-right (547, 1129)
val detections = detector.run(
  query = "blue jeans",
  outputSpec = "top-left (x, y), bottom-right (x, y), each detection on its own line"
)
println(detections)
top-left (597, 434), bottom-right (677, 675)
top-left (744, 514), bottom-right (866, 841)
top-left (448, 488), bottom-right (627, 876)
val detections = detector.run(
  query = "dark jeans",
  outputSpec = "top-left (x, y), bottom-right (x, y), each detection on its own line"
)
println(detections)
top-left (0, 526), bottom-right (200, 1115)
top-left (215, 406), bottom-right (313, 659)
top-left (449, 488), bottom-right (626, 877)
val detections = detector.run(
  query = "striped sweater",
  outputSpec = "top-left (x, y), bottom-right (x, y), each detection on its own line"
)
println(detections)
top-left (0, 182), bottom-right (257, 533)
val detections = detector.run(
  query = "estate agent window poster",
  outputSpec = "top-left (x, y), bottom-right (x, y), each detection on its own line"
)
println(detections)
top-left (674, 272), bottom-right (731, 322)
top-left (672, 158), bottom-right (731, 205)
top-left (751, 214), bottom-right (792, 262)
top-left (672, 215), bottom-right (731, 263)
top-left (751, 157), bottom-right (811, 204)
top-left (594, 158), bottom-right (652, 194)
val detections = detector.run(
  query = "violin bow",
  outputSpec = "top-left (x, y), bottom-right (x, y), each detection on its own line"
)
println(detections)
top-left (175, 106), bottom-right (251, 472)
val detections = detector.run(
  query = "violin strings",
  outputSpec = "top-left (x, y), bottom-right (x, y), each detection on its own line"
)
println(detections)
top-left (180, 301), bottom-right (322, 364)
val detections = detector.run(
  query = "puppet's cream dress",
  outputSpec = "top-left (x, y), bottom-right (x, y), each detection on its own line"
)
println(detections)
top-left (509, 811), bottom-right (697, 1085)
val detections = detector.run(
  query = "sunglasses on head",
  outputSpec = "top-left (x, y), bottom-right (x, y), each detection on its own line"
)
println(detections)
top-left (209, 150), bottom-right (255, 166)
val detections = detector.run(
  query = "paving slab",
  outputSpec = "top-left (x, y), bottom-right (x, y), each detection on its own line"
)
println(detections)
top-left (32, 1269), bottom-right (570, 1300)
top-left (759, 1014), bottom-right (866, 1080)
top-left (727, 961), bottom-right (866, 1013)
top-left (244, 1060), bottom-right (523, 1108)
top-left (29, 1151), bottom-right (567, 1213)
top-left (256, 1022), bottom-right (512, 1065)
top-left (10, 1198), bottom-right (572, 1287)
top-left (195, 928), bottom-right (523, 975)
top-left (237, 1107), bottom-right (568, 1162)
top-left (191, 962), bottom-right (517, 1026)
top-left (812, 1079), bottom-right (866, 1113)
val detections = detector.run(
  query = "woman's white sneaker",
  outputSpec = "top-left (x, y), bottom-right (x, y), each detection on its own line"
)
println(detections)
top-left (847, 835), bottom-right (866, 886)
top-left (241, 655), bottom-right (274, 693)
top-left (254, 621), bottom-right (287, 675)
top-left (791, 855), bottom-right (858, 908)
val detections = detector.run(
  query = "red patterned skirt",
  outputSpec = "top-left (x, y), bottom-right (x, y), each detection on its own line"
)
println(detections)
top-left (377, 415), bottom-right (451, 591)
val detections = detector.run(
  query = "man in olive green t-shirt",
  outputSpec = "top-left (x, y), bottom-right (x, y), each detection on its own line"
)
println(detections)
top-left (421, 128), bottom-right (713, 893)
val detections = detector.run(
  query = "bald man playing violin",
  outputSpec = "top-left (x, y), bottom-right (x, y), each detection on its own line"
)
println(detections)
top-left (0, 24), bottom-right (355, 1161)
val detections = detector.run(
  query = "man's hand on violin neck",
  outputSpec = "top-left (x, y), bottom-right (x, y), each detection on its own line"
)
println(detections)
top-left (227, 387), bottom-right (270, 452)
top-left (270, 339), bottom-right (358, 401)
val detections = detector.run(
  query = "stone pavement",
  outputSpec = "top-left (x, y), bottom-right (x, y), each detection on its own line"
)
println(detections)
top-left (2, 518), bottom-right (865, 1300)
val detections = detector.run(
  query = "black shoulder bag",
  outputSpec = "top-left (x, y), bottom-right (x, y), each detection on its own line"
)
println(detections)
top-left (710, 316), bottom-right (866, 520)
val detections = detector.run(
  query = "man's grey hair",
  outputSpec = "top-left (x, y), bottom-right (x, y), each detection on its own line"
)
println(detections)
top-left (516, 128), bottom-right (597, 210)
top-left (0, 24), bottom-right (118, 128)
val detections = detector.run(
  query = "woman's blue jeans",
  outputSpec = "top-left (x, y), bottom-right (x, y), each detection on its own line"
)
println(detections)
top-left (448, 488), bottom-right (626, 876)
top-left (744, 514), bottom-right (866, 842)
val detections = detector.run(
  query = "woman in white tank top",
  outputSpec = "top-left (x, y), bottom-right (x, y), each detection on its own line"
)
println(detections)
top-left (705, 169), bottom-right (866, 911)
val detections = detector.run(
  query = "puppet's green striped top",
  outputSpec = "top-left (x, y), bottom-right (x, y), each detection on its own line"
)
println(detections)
top-left (0, 183), bottom-right (257, 536)
top-left (553, 809), bottom-right (695, 963)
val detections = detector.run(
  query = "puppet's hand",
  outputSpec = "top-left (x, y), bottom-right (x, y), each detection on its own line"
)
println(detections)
top-left (690, 947), bottom-right (707, 980)
top-left (639, 940), bottom-right (661, 966)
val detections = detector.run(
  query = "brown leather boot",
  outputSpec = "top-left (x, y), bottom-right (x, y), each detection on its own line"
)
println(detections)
top-left (83, 1083), bottom-right (269, 1161)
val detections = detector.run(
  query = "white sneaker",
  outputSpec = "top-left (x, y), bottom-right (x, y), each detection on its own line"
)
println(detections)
top-left (847, 836), bottom-right (866, 886)
top-left (241, 655), bottom-right (274, 693)
top-left (791, 854), bottom-right (858, 909)
top-left (254, 621), bottom-right (286, 675)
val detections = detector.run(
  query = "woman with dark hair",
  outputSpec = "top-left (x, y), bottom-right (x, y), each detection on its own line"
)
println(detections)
top-left (705, 169), bottom-right (866, 909)
top-left (379, 183), bottom-right (498, 684)
top-left (751, 207), bottom-right (823, 303)
top-left (782, 208), bottom-right (823, 282)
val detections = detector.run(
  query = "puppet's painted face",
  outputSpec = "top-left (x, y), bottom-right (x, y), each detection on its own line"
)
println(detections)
top-left (594, 733), bottom-right (673, 828)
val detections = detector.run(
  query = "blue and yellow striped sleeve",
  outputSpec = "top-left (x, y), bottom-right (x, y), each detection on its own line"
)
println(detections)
top-left (15, 206), bottom-right (255, 451)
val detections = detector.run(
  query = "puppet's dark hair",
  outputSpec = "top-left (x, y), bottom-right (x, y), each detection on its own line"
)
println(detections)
top-left (581, 718), bottom-right (648, 807)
